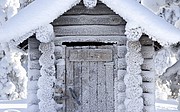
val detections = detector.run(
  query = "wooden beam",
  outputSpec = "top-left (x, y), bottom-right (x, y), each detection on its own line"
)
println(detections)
top-left (54, 25), bottom-right (125, 36)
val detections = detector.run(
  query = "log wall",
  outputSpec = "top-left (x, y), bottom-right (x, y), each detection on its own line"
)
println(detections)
top-left (140, 35), bottom-right (155, 112)
top-left (52, 1), bottom-right (126, 37)
top-left (27, 37), bottom-right (41, 111)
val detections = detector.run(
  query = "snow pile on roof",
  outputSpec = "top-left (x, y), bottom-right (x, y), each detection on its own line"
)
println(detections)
top-left (100, 0), bottom-right (180, 45)
top-left (0, 0), bottom-right (180, 45)
top-left (141, 0), bottom-right (166, 13)
top-left (0, 0), bottom-right (80, 43)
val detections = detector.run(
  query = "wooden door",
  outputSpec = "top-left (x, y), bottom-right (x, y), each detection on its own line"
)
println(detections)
top-left (65, 45), bottom-right (115, 112)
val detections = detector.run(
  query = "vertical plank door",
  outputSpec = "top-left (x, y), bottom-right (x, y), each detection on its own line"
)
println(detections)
top-left (65, 45), bottom-right (115, 112)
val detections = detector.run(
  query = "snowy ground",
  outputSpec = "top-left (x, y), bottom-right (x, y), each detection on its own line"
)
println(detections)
top-left (156, 99), bottom-right (180, 112)
top-left (0, 99), bottom-right (179, 112)
top-left (0, 99), bottom-right (27, 112)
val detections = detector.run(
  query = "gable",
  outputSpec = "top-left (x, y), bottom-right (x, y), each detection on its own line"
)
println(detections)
top-left (52, 1), bottom-right (126, 37)
top-left (0, 0), bottom-right (180, 45)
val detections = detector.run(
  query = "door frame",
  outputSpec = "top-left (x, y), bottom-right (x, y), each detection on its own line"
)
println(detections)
top-left (54, 36), bottom-right (127, 112)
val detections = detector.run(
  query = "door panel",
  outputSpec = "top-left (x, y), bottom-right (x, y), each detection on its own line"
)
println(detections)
top-left (65, 46), bottom-right (114, 112)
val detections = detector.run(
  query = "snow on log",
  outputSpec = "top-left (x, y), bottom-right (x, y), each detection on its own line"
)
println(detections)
top-left (28, 70), bottom-right (41, 81)
top-left (0, 0), bottom-right (180, 45)
top-left (117, 46), bottom-right (127, 58)
top-left (124, 74), bottom-right (142, 88)
top-left (28, 37), bottom-right (41, 111)
top-left (0, 0), bottom-right (81, 43)
top-left (117, 58), bottom-right (126, 69)
top-left (142, 93), bottom-right (155, 106)
top-left (142, 82), bottom-right (155, 93)
top-left (37, 42), bottom-right (56, 112)
top-left (115, 44), bottom-right (127, 112)
top-left (141, 46), bottom-right (154, 59)
top-left (29, 60), bottom-right (41, 70)
top-left (124, 40), bottom-right (143, 112)
top-left (142, 59), bottom-right (154, 71)
top-left (27, 105), bottom-right (39, 112)
top-left (100, 0), bottom-right (180, 45)
top-left (83, 0), bottom-right (97, 8)
top-left (117, 70), bottom-right (126, 81)
top-left (143, 106), bottom-right (155, 112)
top-left (141, 71), bottom-right (155, 82)
top-left (36, 24), bottom-right (55, 43)
top-left (27, 93), bottom-right (40, 105)
top-left (29, 50), bottom-right (41, 61)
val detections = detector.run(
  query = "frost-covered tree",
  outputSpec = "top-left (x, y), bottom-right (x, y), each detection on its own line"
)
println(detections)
top-left (142, 0), bottom-right (180, 110)
top-left (0, 0), bottom-right (20, 20)
top-left (154, 48), bottom-right (176, 99)
top-left (158, 0), bottom-right (180, 25)
top-left (155, 0), bottom-right (180, 99)
top-left (0, 0), bottom-right (30, 100)
top-left (141, 0), bottom-right (166, 13)
top-left (142, 0), bottom-right (180, 100)
top-left (0, 43), bottom-right (27, 100)
top-left (19, 0), bottom-right (34, 9)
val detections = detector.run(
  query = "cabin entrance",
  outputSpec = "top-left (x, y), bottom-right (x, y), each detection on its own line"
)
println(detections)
top-left (64, 42), bottom-right (115, 112)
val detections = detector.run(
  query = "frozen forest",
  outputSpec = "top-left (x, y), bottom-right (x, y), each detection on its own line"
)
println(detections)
top-left (1, 0), bottom-right (180, 112)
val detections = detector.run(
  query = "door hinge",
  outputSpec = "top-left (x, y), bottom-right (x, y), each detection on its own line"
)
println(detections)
top-left (69, 88), bottom-right (81, 105)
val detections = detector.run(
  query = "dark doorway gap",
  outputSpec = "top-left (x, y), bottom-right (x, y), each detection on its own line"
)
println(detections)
top-left (62, 42), bottom-right (115, 46)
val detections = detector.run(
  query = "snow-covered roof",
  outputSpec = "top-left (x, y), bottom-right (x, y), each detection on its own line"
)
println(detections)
top-left (0, 0), bottom-right (180, 45)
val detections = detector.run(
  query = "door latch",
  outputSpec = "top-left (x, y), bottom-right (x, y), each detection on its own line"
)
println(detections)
top-left (69, 88), bottom-right (81, 105)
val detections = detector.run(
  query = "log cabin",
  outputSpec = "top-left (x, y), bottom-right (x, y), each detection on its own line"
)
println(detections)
top-left (1, 0), bottom-right (180, 112)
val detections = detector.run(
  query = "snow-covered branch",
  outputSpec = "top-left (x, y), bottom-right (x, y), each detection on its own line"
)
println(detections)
top-left (161, 60), bottom-right (180, 81)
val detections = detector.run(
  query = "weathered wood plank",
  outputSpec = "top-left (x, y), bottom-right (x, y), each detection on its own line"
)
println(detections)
top-left (29, 50), bottom-right (41, 61)
top-left (141, 82), bottom-right (155, 93)
top-left (29, 60), bottom-right (41, 70)
top-left (27, 92), bottom-right (39, 105)
top-left (139, 36), bottom-right (153, 46)
top-left (54, 36), bottom-right (127, 45)
top-left (97, 62), bottom-right (106, 112)
top-left (143, 106), bottom-right (155, 112)
top-left (74, 61), bottom-right (82, 111)
top-left (53, 15), bottom-right (125, 26)
top-left (69, 49), bottom-right (112, 61)
top-left (141, 71), bottom-right (155, 82)
top-left (141, 46), bottom-right (154, 59)
top-left (66, 47), bottom-right (75, 112)
top-left (105, 62), bottom-right (114, 112)
top-left (117, 70), bottom-right (126, 81)
top-left (117, 46), bottom-right (127, 58)
top-left (143, 93), bottom-right (155, 106)
top-left (55, 59), bottom-right (65, 107)
top-left (28, 69), bottom-right (40, 81)
top-left (28, 37), bottom-right (40, 50)
top-left (117, 58), bottom-right (126, 69)
top-left (64, 4), bottom-right (115, 15)
top-left (142, 59), bottom-right (154, 71)
top-left (89, 62), bottom-right (98, 112)
top-left (54, 25), bottom-right (125, 36)
top-left (54, 46), bottom-right (65, 59)
top-left (81, 61), bottom-right (90, 112)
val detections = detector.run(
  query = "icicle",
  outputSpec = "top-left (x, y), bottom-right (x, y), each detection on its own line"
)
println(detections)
top-left (83, 0), bottom-right (97, 8)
